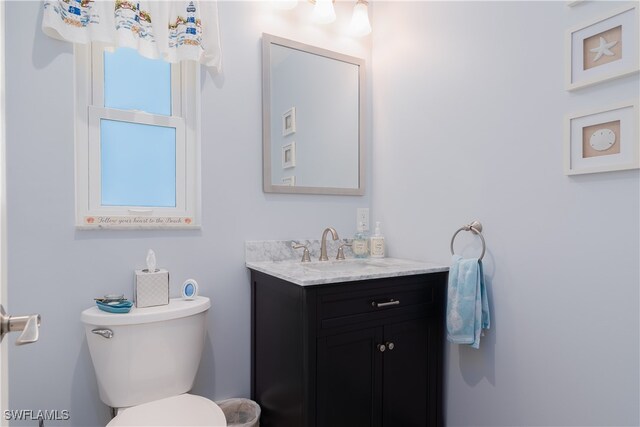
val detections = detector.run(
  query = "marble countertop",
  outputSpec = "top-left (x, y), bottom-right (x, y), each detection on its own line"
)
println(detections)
top-left (246, 257), bottom-right (449, 286)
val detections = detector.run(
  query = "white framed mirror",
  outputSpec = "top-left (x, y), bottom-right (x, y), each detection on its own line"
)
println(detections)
top-left (262, 34), bottom-right (365, 195)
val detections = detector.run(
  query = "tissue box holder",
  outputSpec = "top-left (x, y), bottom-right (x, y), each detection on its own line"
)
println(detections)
top-left (134, 269), bottom-right (169, 308)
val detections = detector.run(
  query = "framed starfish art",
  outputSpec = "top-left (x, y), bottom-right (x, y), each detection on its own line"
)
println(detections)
top-left (565, 4), bottom-right (639, 90)
top-left (564, 100), bottom-right (639, 175)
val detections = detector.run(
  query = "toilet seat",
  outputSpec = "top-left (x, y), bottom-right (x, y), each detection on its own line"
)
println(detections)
top-left (106, 393), bottom-right (226, 426)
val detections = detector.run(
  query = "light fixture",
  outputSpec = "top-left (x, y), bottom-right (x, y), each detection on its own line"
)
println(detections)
top-left (349, 0), bottom-right (371, 37)
top-left (274, 0), bottom-right (371, 36)
top-left (311, 0), bottom-right (336, 25)
top-left (273, 0), bottom-right (298, 10)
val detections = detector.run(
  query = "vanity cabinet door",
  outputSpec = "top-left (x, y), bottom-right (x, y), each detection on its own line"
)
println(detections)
top-left (382, 317), bottom-right (442, 427)
top-left (317, 327), bottom-right (384, 427)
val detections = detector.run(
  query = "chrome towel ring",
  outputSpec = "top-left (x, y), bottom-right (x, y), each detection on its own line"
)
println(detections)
top-left (450, 220), bottom-right (486, 261)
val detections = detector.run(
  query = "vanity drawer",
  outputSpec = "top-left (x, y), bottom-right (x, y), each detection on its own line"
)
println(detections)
top-left (317, 274), bottom-right (444, 330)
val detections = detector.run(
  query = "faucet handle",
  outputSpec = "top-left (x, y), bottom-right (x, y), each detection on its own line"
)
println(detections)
top-left (291, 241), bottom-right (311, 263)
top-left (336, 243), bottom-right (352, 260)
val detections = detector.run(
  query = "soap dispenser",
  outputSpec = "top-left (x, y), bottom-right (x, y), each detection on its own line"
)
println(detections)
top-left (352, 221), bottom-right (369, 258)
top-left (370, 222), bottom-right (385, 258)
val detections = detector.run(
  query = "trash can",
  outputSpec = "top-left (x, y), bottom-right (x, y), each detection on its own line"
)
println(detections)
top-left (216, 398), bottom-right (261, 427)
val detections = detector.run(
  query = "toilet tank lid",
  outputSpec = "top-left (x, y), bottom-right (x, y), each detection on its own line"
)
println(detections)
top-left (81, 296), bottom-right (210, 326)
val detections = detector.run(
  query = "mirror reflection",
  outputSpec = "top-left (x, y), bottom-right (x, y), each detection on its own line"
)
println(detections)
top-left (263, 34), bottom-right (365, 195)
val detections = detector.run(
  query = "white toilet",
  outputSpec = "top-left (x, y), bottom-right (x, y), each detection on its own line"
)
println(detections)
top-left (81, 297), bottom-right (227, 426)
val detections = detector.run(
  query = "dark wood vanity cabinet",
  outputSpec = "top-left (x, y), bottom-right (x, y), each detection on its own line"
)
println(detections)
top-left (250, 270), bottom-right (447, 427)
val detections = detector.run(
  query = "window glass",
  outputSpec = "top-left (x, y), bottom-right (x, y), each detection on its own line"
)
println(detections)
top-left (100, 119), bottom-right (176, 207)
top-left (104, 47), bottom-right (171, 116)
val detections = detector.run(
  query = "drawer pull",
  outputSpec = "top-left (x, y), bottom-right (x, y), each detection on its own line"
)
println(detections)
top-left (386, 341), bottom-right (395, 351)
top-left (377, 343), bottom-right (386, 353)
top-left (371, 299), bottom-right (400, 308)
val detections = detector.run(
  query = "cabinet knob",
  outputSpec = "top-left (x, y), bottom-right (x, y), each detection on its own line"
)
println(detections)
top-left (377, 343), bottom-right (386, 353)
top-left (386, 342), bottom-right (395, 351)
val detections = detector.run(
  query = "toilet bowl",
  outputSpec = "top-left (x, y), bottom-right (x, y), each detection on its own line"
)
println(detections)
top-left (81, 297), bottom-right (226, 426)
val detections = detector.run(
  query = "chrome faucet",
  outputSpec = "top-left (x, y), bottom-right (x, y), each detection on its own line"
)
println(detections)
top-left (320, 227), bottom-right (339, 261)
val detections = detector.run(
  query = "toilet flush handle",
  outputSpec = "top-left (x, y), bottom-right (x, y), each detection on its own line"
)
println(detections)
top-left (92, 328), bottom-right (113, 339)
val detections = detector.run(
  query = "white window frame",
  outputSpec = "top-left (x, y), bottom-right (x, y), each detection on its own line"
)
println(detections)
top-left (75, 43), bottom-right (201, 229)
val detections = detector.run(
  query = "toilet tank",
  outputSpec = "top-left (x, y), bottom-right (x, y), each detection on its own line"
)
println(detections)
top-left (81, 297), bottom-right (211, 409)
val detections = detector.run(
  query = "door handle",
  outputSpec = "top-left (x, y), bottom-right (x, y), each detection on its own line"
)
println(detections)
top-left (0, 305), bottom-right (41, 346)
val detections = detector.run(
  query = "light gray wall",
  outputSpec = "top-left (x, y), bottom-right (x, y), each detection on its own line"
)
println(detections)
top-left (371, 2), bottom-right (639, 426)
top-left (4, 2), bottom-right (370, 426)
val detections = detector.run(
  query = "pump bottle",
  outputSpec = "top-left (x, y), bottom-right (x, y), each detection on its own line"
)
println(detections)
top-left (370, 222), bottom-right (385, 258)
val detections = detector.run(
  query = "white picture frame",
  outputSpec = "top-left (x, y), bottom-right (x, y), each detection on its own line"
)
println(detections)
top-left (282, 107), bottom-right (296, 136)
top-left (565, 4), bottom-right (639, 90)
top-left (281, 176), bottom-right (296, 186)
top-left (282, 141), bottom-right (296, 169)
top-left (564, 100), bottom-right (639, 175)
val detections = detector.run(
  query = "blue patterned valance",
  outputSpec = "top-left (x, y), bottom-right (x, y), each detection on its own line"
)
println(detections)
top-left (42, 0), bottom-right (222, 71)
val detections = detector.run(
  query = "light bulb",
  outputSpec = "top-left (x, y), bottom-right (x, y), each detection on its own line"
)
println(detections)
top-left (273, 0), bottom-right (298, 10)
top-left (349, 0), bottom-right (371, 37)
top-left (312, 0), bottom-right (336, 24)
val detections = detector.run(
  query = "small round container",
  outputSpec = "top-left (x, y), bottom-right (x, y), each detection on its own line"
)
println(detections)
top-left (181, 279), bottom-right (199, 300)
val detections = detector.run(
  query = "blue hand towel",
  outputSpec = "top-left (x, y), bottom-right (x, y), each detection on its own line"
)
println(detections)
top-left (446, 255), bottom-right (490, 349)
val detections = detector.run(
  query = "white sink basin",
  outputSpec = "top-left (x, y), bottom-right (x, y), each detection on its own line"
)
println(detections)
top-left (302, 259), bottom-right (389, 273)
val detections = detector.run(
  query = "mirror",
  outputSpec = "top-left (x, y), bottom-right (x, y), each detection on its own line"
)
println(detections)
top-left (262, 34), bottom-right (365, 195)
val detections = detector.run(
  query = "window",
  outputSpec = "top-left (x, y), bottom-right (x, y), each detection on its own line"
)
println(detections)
top-left (75, 44), bottom-right (200, 228)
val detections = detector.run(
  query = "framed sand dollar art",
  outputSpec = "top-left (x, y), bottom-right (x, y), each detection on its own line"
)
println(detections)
top-left (564, 100), bottom-right (639, 175)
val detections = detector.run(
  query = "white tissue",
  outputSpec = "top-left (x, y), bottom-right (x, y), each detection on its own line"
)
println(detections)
top-left (146, 249), bottom-right (157, 272)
